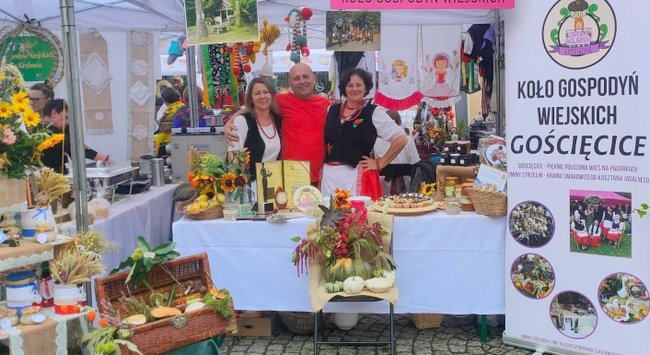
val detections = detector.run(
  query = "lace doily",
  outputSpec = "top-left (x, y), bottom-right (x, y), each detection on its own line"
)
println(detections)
top-left (0, 250), bottom-right (54, 273)
top-left (95, 111), bottom-right (105, 121)
top-left (6, 325), bottom-right (23, 355)
top-left (50, 314), bottom-right (68, 355)
top-left (0, 201), bottom-right (27, 216)
top-left (129, 81), bottom-right (153, 106)
top-left (132, 124), bottom-right (148, 141)
top-left (130, 31), bottom-right (147, 46)
top-left (132, 59), bottom-right (149, 76)
top-left (80, 52), bottom-right (112, 95)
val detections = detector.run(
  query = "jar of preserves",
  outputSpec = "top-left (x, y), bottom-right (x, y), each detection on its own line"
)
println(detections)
top-left (444, 177), bottom-right (460, 197)
top-left (460, 183), bottom-right (475, 211)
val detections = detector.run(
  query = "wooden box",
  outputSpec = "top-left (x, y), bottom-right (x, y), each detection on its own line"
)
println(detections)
top-left (95, 253), bottom-right (236, 354)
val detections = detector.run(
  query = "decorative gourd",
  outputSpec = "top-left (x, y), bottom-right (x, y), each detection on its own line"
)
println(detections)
top-left (185, 301), bottom-right (206, 313)
top-left (324, 258), bottom-right (372, 282)
top-left (324, 281), bottom-right (344, 293)
top-left (123, 314), bottom-right (147, 326)
top-left (343, 276), bottom-right (365, 294)
top-left (383, 270), bottom-right (396, 286)
top-left (364, 277), bottom-right (393, 293)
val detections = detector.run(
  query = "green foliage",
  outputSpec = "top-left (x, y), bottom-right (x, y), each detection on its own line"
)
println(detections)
top-left (203, 289), bottom-right (233, 318)
top-left (110, 236), bottom-right (180, 286)
top-left (81, 326), bottom-right (142, 355)
top-left (635, 203), bottom-right (648, 218)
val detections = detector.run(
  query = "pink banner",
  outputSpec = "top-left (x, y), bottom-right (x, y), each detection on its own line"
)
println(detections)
top-left (330, 0), bottom-right (515, 10)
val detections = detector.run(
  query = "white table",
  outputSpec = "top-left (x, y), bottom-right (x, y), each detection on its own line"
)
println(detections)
top-left (173, 211), bottom-right (505, 314)
top-left (93, 184), bottom-right (177, 271)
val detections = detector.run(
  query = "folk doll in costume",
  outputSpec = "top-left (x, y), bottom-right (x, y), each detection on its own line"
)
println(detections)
top-left (227, 77), bottom-right (282, 200)
top-left (321, 68), bottom-right (407, 199)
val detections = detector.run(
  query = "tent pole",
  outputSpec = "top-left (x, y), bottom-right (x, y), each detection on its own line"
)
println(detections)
top-left (186, 45), bottom-right (199, 127)
top-left (495, 10), bottom-right (505, 137)
top-left (60, 0), bottom-right (89, 234)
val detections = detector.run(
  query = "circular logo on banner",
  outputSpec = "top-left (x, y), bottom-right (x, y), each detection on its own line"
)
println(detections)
top-left (0, 25), bottom-right (65, 85)
top-left (542, 0), bottom-right (617, 70)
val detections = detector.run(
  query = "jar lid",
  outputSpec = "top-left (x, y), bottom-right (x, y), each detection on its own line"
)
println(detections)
top-left (6, 271), bottom-right (36, 282)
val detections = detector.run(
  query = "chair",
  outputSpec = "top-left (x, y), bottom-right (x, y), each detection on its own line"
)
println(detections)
top-left (312, 233), bottom-right (396, 355)
top-left (380, 163), bottom-right (414, 194)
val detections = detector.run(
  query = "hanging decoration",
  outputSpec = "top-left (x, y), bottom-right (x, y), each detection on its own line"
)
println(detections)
top-left (419, 25), bottom-right (463, 108)
top-left (258, 19), bottom-right (281, 77)
top-left (79, 29), bottom-right (114, 134)
top-left (126, 31), bottom-right (155, 160)
top-left (284, 6), bottom-right (313, 64)
top-left (375, 25), bottom-right (423, 110)
top-left (204, 44), bottom-right (233, 108)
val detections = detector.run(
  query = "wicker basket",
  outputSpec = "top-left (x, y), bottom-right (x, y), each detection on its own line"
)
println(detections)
top-left (176, 198), bottom-right (224, 220)
top-left (409, 313), bottom-right (444, 329)
top-left (467, 188), bottom-right (507, 216)
top-left (95, 254), bottom-right (236, 355)
top-left (279, 312), bottom-right (316, 335)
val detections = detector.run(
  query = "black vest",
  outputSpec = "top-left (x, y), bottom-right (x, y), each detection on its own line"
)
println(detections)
top-left (243, 112), bottom-right (282, 181)
top-left (324, 102), bottom-right (377, 168)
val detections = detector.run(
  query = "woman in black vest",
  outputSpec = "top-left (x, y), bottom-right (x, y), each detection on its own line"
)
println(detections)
top-left (228, 77), bottom-right (282, 199)
top-left (321, 68), bottom-right (407, 198)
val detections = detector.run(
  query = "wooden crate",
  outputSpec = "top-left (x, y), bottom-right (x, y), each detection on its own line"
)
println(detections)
top-left (409, 313), bottom-right (444, 329)
top-left (95, 253), bottom-right (236, 354)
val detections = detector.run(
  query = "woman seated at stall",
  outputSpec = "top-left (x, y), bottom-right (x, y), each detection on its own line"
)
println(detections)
top-left (321, 68), bottom-right (407, 199)
top-left (227, 77), bottom-right (282, 201)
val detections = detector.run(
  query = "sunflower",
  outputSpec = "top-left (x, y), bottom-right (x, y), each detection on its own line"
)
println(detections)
top-left (0, 72), bottom-right (5, 80)
top-left (221, 172), bottom-right (237, 193)
top-left (12, 104), bottom-right (30, 116)
top-left (234, 173), bottom-right (248, 188)
top-left (0, 102), bottom-right (13, 119)
top-left (22, 110), bottom-right (40, 128)
top-left (420, 182), bottom-right (436, 196)
top-left (333, 188), bottom-right (351, 210)
top-left (11, 91), bottom-right (30, 108)
top-left (37, 133), bottom-right (65, 152)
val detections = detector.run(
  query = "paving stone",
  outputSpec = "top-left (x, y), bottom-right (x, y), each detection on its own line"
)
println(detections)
top-left (219, 314), bottom-right (534, 355)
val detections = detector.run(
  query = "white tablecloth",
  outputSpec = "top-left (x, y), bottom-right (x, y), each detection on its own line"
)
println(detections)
top-left (93, 184), bottom-right (177, 271)
top-left (173, 211), bottom-right (505, 314)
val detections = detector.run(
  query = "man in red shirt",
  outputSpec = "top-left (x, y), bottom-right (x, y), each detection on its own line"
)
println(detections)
top-left (227, 63), bottom-right (330, 184)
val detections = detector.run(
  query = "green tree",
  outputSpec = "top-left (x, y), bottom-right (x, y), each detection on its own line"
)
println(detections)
top-left (195, 0), bottom-right (208, 39)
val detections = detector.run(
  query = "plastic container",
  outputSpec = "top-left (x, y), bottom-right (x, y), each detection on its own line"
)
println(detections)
top-left (5, 271), bottom-right (38, 309)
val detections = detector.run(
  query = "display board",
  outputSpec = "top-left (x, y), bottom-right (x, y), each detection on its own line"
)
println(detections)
top-left (504, 1), bottom-right (650, 354)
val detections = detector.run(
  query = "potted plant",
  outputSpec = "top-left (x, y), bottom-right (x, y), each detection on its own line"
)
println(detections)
top-left (20, 168), bottom-right (70, 240)
top-left (0, 64), bottom-right (53, 214)
top-left (291, 188), bottom-right (396, 284)
top-left (49, 246), bottom-right (105, 314)
top-left (182, 148), bottom-right (250, 219)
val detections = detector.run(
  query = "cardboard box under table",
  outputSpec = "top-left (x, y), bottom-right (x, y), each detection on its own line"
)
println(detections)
top-left (95, 253), bottom-right (236, 354)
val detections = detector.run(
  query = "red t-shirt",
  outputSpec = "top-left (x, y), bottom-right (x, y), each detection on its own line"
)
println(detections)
top-left (277, 93), bottom-right (330, 183)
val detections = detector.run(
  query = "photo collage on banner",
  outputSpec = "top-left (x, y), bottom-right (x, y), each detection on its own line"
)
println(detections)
top-left (184, 0), bottom-right (260, 45)
top-left (504, 1), bottom-right (649, 354)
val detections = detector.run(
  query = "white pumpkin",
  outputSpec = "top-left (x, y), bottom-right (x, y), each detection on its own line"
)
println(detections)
top-left (383, 271), bottom-right (396, 286)
top-left (184, 301), bottom-right (206, 313)
top-left (364, 277), bottom-right (392, 293)
top-left (343, 276), bottom-right (364, 294)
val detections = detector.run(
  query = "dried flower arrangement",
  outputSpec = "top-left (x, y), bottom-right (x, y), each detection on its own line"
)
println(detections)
top-left (31, 167), bottom-right (70, 207)
top-left (49, 247), bottom-right (105, 285)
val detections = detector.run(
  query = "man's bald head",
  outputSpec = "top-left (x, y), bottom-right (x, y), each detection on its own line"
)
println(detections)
top-left (288, 63), bottom-right (316, 99)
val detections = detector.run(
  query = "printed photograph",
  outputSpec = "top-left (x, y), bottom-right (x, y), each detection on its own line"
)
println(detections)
top-left (326, 11), bottom-right (381, 52)
top-left (599, 273), bottom-right (649, 324)
top-left (550, 291), bottom-right (597, 339)
top-left (569, 190), bottom-right (632, 258)
top-left (510, 254), bottom-right (555, 300)
top-left (509, 201), bottom-right (555, 248)
top-left (184, 0), bottom-right (259, 45)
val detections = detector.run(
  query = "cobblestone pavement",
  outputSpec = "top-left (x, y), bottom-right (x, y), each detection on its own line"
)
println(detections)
top-left (220, 314), bottom-right (535, 355)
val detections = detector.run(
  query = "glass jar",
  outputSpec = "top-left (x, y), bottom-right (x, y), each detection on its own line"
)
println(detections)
top-left (445, 197), bottom-right (461, 215)
top-left (461, 183), bottom-right (475, 211)
top-left (444, 177), bottom-right (460, 197)
top-left (478, 137), bottom-right (490, 164)
top-left (449, 154), bottom-right (460, 166)
top-left (444, 142), bottom-right (457, 153)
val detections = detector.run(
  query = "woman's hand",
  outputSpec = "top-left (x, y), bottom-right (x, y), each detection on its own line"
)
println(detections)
top-left (360, 155), bottom-right (382, 171)
top-left (224, 120), bottom-right (239, 147)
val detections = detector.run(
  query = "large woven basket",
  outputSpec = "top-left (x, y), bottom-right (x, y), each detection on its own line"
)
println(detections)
top-left (467, 188), bottom-right (507, 216)
top-left (409, 313), bottom-right (444, 329)
top-left (95, 254), bottom-right (236, 355)
top-left (176, 198), bottom-right (224, 220)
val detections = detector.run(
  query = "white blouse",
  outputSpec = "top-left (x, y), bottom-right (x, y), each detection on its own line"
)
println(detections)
top-left (228, 114), bottom-right (281, 162)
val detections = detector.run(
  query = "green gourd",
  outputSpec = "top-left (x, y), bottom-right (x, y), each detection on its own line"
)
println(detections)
top-left (324, 281), bottom-right (344, 293)
top-left (324, 258), bottom-right (372, 282)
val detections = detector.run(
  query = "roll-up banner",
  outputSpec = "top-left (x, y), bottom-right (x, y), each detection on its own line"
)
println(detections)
top-left (504, 1), bottom-right (649, 354)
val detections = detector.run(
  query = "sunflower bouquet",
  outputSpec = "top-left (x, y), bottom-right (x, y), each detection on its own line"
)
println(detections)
top-left (0, 64), bottom-right (52, 179)
top-left (183, 149), bottom-right (250, 216)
